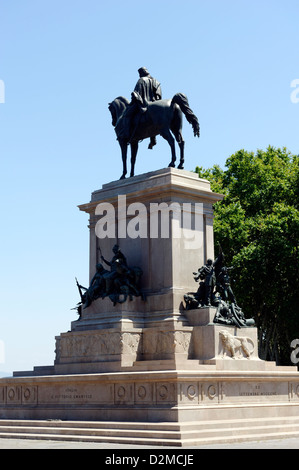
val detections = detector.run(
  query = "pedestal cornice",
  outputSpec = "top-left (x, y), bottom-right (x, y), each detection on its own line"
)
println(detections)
top-left (78, 167), bottom-right (224, 214)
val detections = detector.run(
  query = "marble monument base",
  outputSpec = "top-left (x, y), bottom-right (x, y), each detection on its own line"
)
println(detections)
top-left (2, 306), bottom-right (299, 446)
top-left (2, 364), bottom-right (299, 446)
top-left (1, 169), bottom-right (299, 445)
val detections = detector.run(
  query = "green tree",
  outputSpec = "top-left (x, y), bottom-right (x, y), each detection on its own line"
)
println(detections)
top-left (196, 147), bottom-right (299, 364)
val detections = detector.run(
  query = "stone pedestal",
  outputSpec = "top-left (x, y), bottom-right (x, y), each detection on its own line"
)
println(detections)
top-left (77, 168), bottom-right (222, 324)
top-left (2, 168), bottom-right (299, 447)
top-left (52, 167), bottom-right (224, 373)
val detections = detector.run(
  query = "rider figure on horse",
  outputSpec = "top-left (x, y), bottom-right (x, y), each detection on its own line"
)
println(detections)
top-left (120, 67), bottom-right (162, 149)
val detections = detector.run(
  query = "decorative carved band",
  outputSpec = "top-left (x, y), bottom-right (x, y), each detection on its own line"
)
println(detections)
top-left (56, 331), bottom-right (142, 362)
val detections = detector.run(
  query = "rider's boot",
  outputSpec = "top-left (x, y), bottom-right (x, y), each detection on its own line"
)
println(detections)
top-left (148, 136), bottom-right (157, 149)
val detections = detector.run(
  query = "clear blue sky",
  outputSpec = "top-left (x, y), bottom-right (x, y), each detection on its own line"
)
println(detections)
top-left (0, 0), bottom-right (299, 373)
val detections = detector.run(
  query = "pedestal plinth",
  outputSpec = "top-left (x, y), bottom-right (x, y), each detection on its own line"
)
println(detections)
top-left (52, 167), bottom-right (224, 373)
top-left (75, 167), bottom-right (223, 329)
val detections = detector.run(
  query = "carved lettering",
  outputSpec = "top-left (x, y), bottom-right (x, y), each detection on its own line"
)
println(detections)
top-left (239, 391), bottom-right (277, 396)
top-left (51, 393), bottom-right (93, 400)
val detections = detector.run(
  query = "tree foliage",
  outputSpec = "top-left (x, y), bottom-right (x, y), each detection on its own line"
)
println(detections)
top-left (196, 147), bottom-right (299, 364)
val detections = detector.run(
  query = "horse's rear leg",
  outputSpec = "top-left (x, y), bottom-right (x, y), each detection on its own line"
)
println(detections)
top-left (160, 129), bottom-right (176, 167)
top-left (173, 129), bottom-right (185, 169)
top-left (130, 142), bottom-right (138, 177)
top-left (177, 142), bottom-right (185, 169)
top-left (177, 137), bottom-right (185, 169)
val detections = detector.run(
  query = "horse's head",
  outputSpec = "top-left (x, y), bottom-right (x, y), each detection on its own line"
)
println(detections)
top-left (108, 96), bottom-right (130, 127)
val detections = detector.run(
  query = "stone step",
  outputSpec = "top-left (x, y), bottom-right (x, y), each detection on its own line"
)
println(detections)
top-left (129, 360), bottom-right (216, 371)
top-left (1, 427), bottom-right (299, 447)
top-left (0, 419), bottom-right (181, 431)
top-left (181, 429), bottom-right (299, 447)
top-left (2, 415), bottom-right (299, 430)
top-left (1, 417), bottom-right (299, 446)
top-left (0, 426), bottom-right (181, 440)
top-left (0, 431), bottom-right (183, 446)
top-left (2, 422), bottom-right (299, 439)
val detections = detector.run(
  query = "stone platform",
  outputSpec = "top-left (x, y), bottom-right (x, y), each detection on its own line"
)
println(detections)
top-left (2, 361), bottom-right (299, 446)
top-left (5, 303), bottom-right (299, 446)
top-left (1, 168), bottom-right (299, 446)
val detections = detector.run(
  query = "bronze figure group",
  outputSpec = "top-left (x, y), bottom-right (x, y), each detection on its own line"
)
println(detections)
top-left (74, 245), bottom-right (144, 317)
top-left (184, 247), bottom-right (255, 328)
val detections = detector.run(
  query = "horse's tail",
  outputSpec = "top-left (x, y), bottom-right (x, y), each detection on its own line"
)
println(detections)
top-left (171, 93), bottom-right (200, 137)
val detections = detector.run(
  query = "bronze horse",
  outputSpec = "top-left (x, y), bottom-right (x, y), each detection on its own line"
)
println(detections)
top-left (108, 93), bottom-right (200, 179)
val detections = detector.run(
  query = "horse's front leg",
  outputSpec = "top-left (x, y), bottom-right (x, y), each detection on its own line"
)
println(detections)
top-left (119, 139), bottom-right (128, 179)
top-left (130, 141), bottom-right (138, 177)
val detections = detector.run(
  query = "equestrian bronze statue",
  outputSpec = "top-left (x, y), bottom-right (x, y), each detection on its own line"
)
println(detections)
top-left (108, 68), bottom-right (200, 179)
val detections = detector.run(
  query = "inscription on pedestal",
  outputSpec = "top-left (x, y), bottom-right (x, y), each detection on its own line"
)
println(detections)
top-left (223, 381), bottom-right (288, 403)
top-left (40, 383), bottom-right (114, 405)
top-left (51, 388), bottom-right (93, 401)
top-left (178, 380), bottom-right (294, 405)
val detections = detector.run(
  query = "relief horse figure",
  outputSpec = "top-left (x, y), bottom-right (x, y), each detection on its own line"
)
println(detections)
top-left (108, 93), bottom-right (200, 179)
